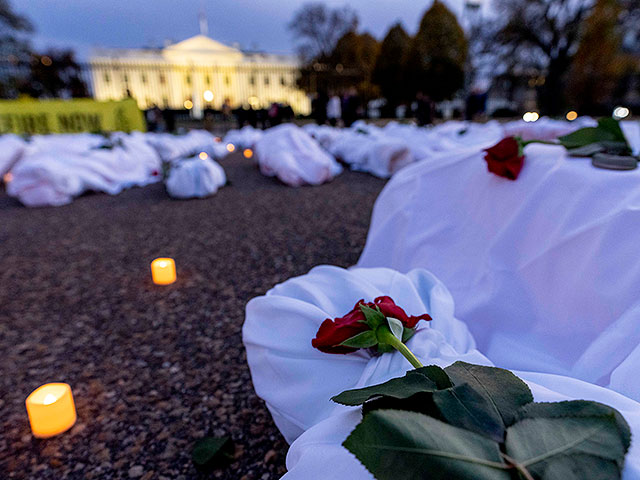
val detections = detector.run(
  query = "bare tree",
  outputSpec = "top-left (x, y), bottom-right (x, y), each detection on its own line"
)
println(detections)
top-left (0, 0), bottom-right (32, 34)
top-left (0, 0), bottom-right (32, 97)
top-left (288, 3), bottom-right (358, 62)
top-left (487, 0), bottom-right (639, 114)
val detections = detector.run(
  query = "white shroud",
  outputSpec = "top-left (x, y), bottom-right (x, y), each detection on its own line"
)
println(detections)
top-left (254, 124), bottom-right (342, 187)
top-left (242, 266), bottom-right (640, 479)
top-left (165, 155), bottom-right (226, 199)
top-left (358, 141), bottom-right (640, 400)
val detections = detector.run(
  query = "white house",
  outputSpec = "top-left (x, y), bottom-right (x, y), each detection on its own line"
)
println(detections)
top-left (89, 34), bottom-right (311, 115)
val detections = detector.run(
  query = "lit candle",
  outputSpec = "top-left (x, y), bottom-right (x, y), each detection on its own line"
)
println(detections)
top-left (26, 383), bottom-right (77, 438)
top-left (151, 257), bottom-right (176, 285)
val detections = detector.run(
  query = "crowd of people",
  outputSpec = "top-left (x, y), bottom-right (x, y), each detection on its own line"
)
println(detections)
top-left (143, 86), bottom-right (489, 134)
top-left (311, 88), bottom-right (363, 128)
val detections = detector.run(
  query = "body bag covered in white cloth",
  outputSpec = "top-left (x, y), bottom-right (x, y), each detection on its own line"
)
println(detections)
top-left (7, 132), bottom-right (161, 207)
top-left (0, 134), bottom-right (27, 176)
top-left (242, 266), bottom-right (640, 479)
top-left (146, 130), bottom-right (226, 161)
top-left (327, 130), bottom-right (414, 179)
top-left (358, 142), bottom-right (640, 400)
top-left (502, 116), bottom-right (597, 141)
top-left (165, 155), bottom-right (226, 199)
top-left (224, 125), bottom-right (264, 150)
top-left (244, 265), bottom-right (483, 443)
top-left (254, 124), bottom-right (342, 187)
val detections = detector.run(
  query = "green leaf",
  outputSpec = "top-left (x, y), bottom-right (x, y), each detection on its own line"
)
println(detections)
top-left (343, 410), bottom-right (511, 480)
top-left (559, 118), bottom-right (629, 150)
top-left (360, 367), bottom-right (453, 416)
top-left (505, 406), bottom-right (630, 479)
top-left (432, 384), bottom-right (505, 442)
top-left (445, 362), bottom-right (533, 427)
top-left (597, 117), bottom-right (627, 143)
top-left (362, 391), bottom-right (438, 417)
top-left (191, 436), bottom-right (235, 472)
top-left (515, 401), bottom-right (632, 466)
top-left (332, 369), bottom-right (439, 406)
top-left (340, 330), bottom-right (378, 349)
top-left (413, 365), bottom-right (453, 390)
top-left (386, 317), bottom-right (404, 341)
top-left (360, 304), bottom-right (386, 330)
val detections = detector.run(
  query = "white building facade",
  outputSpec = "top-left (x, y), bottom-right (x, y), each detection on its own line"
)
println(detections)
top-left (89, 35), bottom-right (311, 114)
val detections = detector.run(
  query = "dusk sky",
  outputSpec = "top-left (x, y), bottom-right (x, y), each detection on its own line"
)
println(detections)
top-left (19, 0), bottom-right (475, 58)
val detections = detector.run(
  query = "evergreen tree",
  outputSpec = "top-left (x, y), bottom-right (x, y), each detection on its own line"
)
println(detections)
top-left (372, 23), bottom-right (411, 109)
top-left (331, 31), bottom-right (380, 100)
top-left (404, 1), bottom-right (468, 102)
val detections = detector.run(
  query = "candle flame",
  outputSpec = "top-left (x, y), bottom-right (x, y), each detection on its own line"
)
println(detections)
top-left (43, 394), bottom-right (57, 405)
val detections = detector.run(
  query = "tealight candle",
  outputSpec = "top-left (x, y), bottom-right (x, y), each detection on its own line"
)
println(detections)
top-left (26, 383), bottom-right (77, 438)
top-left (151, 257), bottom-right (176, 285)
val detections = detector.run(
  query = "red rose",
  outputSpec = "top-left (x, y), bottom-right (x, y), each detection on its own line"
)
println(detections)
top-left (484, 137), bottom-right (525, 180)
top-left (311, 296), bottom-right (432, 354)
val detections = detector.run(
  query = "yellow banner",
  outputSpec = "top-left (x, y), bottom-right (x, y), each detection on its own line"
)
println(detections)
top-left (0, 98), bottom-right (146, 134)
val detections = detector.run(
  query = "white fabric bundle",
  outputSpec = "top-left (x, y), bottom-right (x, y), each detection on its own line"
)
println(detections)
top-left (380, 121), bottom-right (504, 163)
top-left (224, 125), bottom-right (264, 150)
top-left (358, 142), bottom-right (640, 400)
top-left (327, 130), bottom-right (414, 179)
top-left (254, 124), bottom-right (342, 187)
top-left (244, 265), bottom-right (483, 444)
top-left (0, 134), bottom-right (27, 176)
top-left (146, 130), bottom-right (223, 161)
top-left (28, 132), bottom-right (106, 153)
top-left (7, 132), bottom-right (161, 207)
top-left (302, 124), bottom-right (343, 150)
top-left (502, 116), bottom-right (597, 141)
top-left (165, 155), bottom-right (226, 199)
top-left (242, 265), bottom-right (640, 479)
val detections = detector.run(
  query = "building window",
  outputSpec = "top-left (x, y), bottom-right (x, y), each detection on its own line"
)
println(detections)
top-left (159, 74), bottom-right (166, 84)
top-left (123, 73), bottom-right (129, 83)
top-left (280, 76), bottom-right (286, 86)
top-left (141, 74), bottom-right (147, 84)
top-left (249, 76), bottom-right (255, 86)
top-left (104, 73), bottom-right (110, 83)
top-left (225, 76), bottom-right (230, 86)
top-left (264, 75), bottom-right (270, 86)
top-left (186, 74), bottom-right (191, 85)
top-left (205, 75), bottom-right (211, 85)
top-left (162, 97), bottom-right (168, 108)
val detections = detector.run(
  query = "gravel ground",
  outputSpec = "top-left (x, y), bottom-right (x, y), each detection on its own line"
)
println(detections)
top-left (0, 153), bottom-right (386, 480)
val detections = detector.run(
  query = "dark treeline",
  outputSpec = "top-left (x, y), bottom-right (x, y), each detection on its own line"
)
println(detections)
top-left (291, 0), bottom-right (640, 117)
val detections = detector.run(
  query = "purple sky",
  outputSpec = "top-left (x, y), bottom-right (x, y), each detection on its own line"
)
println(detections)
top-left (18, 0), bottom-right (478, 58)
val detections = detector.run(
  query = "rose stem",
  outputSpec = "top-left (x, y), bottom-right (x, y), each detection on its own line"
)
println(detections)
top-left (376, 327), bottom-right (424, 369)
